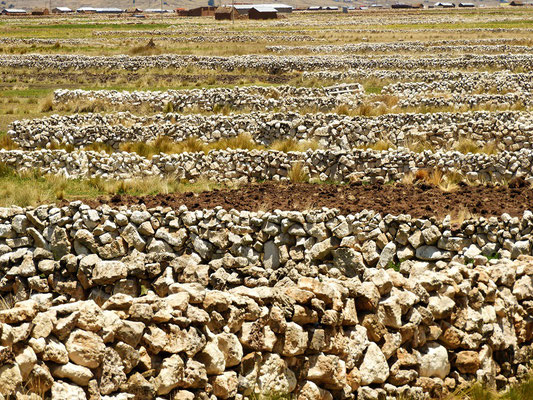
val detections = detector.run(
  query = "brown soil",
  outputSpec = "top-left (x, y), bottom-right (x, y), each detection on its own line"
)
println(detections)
top-left (78, 181), bottom-right (533, 219)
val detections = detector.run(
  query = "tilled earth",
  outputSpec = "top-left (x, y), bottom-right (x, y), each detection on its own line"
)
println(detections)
top-left (80, 181), bottom-right (533, 219)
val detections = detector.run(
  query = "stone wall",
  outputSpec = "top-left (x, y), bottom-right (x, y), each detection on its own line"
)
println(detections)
top-left (9, 111), bottom-right (533, 152)
top-left (0, 203), bottom-right (532, 399)
top-left (267, 43), bottom-right (533, 55)
top-left (303, 70), bottom-right (533, 86)
top-left (1, 147), bottom-right (532, 183)
top-left (52, 85), bottom-right (364, 113)
top-left (1, 54), bottom-right (531, 72)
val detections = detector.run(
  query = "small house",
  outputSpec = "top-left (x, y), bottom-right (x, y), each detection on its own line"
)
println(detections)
top-left (392, 3), bottom-right (413, 8)
top-left (52, 6), bottom-right (72, 13)
top-left (215, 6), bottom-right (236, 20)
top-left (458, 2), bottom-right (475, 6)
top-left (248, 5), bottom-right (277, 19)
top-left (31, 8), bottom-right (50, 15)
top-left (185, 6), bottom-right (216, 16)
top-left (510, 1), bottom-right (524, 5)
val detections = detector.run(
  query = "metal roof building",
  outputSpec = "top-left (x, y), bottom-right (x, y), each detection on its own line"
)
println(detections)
top-left (249, 5), bottom-right (278, 19)
top-left (229, 3), bottom-right (292, 14)
top-left (1, 8), bottom-right (28, 14)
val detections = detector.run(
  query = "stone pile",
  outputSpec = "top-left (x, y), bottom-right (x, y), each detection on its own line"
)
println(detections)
top-left (10, 110), bottom-right (532, 152)
top-left (52, 85), bottom-right (364, 113)
top-left (0, 203), bottom-right (532, 399)
top-left (1, 54), bottom-right (531, 73)
top-left (1, 147), bottom-right (533, 183)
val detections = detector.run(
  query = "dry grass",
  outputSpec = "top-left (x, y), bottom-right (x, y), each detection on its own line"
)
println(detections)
top-left (0, 161), bottom-right (226, 207)
top-left (404, 138), bottom-right (436, 153)
top-left (47, 141), bottom-right (75, 152)
top-left (115, 135), bottom-right (320, 158)
top-left (453, 138), bottom-right (499, 155)
top-left (270, 139), bottom-right (321, 153)
top-left (445, 376), bottom-right (533, 400)
top-left (0, 134), bottom-right (20, 150)
top-left (0, 294), bottom-right (14, 310)
top-left (128, 39), bottom-right (161, 56)
top-left (209, 133), bottom-right (263, 152)
top-left (403, 168), bottom-right (467, 192)
top-left (39, 95), bottom-right (54, 113)
top-left (287, 162), bottom-right (309, 183)
top-left (83, 142), bottom-right (115, 154)
top-left (358, 140), bottom-right (396, 152)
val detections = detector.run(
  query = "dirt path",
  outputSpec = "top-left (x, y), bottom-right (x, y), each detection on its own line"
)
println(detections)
top-left (78, 181), bottom-right (533, 219)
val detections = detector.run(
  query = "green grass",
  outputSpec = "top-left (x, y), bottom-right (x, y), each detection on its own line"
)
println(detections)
top-left (365, 86), bottom-right (383, 95)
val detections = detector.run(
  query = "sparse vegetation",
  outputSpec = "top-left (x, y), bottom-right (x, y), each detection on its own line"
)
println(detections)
top-left (0, 162), bottom-right (224, 207)
top-left (287, 162), bottom-right (309, 183)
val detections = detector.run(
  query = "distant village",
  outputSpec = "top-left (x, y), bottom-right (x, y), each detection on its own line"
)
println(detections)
top-left (1, 0), bottom-right (531, 18)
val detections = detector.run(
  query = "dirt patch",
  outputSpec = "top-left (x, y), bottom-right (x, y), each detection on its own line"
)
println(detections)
top-left (77, 182), bottom-right (533, 219)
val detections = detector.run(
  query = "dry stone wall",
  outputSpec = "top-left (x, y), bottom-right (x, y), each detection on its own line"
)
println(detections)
top-left (53, 85), bottom-right (364, 113)
top-left (382, 80), bottom-right (533, 95)
top-left (0, 203), bottom-right (532, 399)
top-left (1, 54), bottom-right (531, 72)
top-left (304, 70), bottom-right (533, 87)
top-left (1, 148), bottom-right (532, 184)
top-left (267, 43), bottom-right (533, 55)
top-left (10, 111), bottom-right (532, 152)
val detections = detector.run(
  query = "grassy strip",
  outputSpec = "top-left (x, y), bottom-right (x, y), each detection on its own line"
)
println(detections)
top-left (0, 163), bottom-right (223, 208)
top-left (359, 138), bottom-right (499, 155)
top-left (42, 135), bottom-right (321, 158)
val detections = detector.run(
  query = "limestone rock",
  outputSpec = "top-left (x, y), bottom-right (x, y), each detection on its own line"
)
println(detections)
top-left (359, 342), bottom-right (390, 385)
top-left (66, 329), bottom-right (106, 369)
top-left (51, 363), bottom-right (94, 386)
top-left (211, 371), bottom-right (239, 399)
top-left (154, 354), bottom-right (184, 395)
top-left (418, 342), bottom-right (450, 379)
top-left (51, 380), bottom-right (87, 400)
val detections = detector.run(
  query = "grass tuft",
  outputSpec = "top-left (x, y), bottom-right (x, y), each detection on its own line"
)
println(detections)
top-left (287, 162), bottom-right (309, 183)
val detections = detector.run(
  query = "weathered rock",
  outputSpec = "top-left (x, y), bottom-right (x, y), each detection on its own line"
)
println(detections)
top-left (418, 342), bottom-right (450, 379)
top-left (154, 354), bottom-right (184, 395)
top-left (66, 329), bottom-right (106, 369)
top-left (359, 343), bottom-right (390, 385)
top-left (51, 380), bottom-right (87, 400)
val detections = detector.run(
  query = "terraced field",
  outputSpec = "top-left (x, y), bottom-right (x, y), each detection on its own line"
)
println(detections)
top-left (0, 8), bottom-right (533, 400)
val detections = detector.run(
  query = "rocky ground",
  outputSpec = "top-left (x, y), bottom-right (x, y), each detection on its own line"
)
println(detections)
top-left (0, 8), bottom-right (532, 400)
